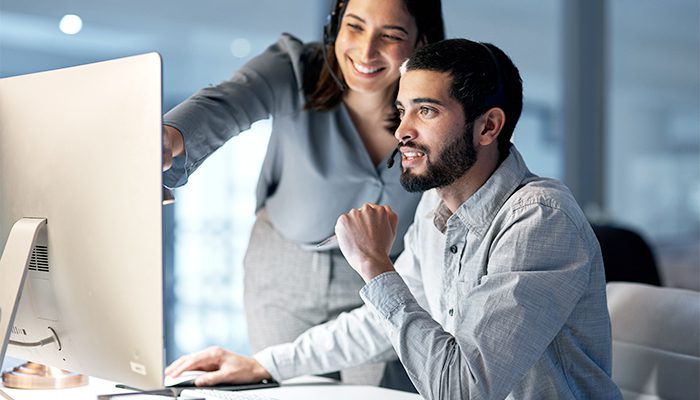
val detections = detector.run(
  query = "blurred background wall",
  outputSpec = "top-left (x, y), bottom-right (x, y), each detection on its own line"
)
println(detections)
top-left (1, 0), bottom-right (697, 362)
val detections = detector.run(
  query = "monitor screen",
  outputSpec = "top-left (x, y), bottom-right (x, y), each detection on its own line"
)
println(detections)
top-left (0, 53), bottom-right (165, 390)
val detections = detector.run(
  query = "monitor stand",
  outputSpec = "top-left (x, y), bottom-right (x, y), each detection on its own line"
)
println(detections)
top-left (2, 361), bottom-right (87, 389)
top-left (0, 218), bottom-right (87, 389)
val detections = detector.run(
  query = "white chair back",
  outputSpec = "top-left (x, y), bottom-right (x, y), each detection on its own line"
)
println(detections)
top-left (607, 282), bottom-right (700, 400)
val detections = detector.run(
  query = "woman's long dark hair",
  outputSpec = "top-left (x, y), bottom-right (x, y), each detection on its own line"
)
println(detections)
top-left (303, 0), bottom-right (445, 113)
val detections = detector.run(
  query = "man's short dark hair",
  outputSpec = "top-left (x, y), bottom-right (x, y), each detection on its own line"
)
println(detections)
top-left (402, 39), bottom-right (523, 158)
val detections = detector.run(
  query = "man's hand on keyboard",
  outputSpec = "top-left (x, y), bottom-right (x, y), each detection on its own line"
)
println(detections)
top-left (165, 346), bottom-right (272, 387)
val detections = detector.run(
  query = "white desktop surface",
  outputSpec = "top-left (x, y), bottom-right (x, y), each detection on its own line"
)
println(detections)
top-left (0, 376), bottom-right (131, 399)
top-left (186, 376), bottom-right (422, 400)
top-left (0, 376), bottom-right (423, 400)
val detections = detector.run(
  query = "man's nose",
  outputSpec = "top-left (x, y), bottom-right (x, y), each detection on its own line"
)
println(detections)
top-left (395, 116), bottom-right (416, 143)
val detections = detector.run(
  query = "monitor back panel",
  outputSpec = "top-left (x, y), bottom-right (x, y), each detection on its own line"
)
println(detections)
top-left (0, 53), bottom-right (164, 389)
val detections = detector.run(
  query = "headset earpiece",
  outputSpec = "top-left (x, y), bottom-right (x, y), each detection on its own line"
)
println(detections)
top-left (323, 0), bottom-right (343, 46)
top-left (321, 0), bottom-right (347, 91)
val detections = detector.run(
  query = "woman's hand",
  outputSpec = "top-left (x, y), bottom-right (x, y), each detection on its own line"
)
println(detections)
top-left (162, 125), bottom-right (184, 171)
top-left (165, 346), bottom-right (272, 386)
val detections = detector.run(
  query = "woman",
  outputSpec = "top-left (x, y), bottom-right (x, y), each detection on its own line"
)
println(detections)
top-left (162, 0), bottom-right (444, 386)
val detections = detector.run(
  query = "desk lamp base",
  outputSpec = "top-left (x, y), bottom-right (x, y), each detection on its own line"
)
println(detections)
top-left (1, 361), bottom-right (87, 389)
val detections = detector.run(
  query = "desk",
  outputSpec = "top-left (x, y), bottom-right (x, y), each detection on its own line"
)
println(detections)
top-left (0, 376), bottom-right (131, 399)
top-left (184, 376), bottom-right (421, 400)
top-left (1, 376), bottom-right (422, 400)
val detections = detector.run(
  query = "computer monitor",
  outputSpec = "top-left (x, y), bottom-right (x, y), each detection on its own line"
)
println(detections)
top-left (0, 53), bottom-right (165, 390)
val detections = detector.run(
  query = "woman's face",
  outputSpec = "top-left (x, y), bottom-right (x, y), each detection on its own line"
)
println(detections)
top-left (333, 0), bottom-right (419, 96)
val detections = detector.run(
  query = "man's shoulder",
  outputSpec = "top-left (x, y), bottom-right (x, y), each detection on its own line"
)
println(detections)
top-left (507, 176), bottom-right (589, 229)
top-left (513, 176), bottom-right (576, 207)
top-left (485, 176), bottom-right (601, 255)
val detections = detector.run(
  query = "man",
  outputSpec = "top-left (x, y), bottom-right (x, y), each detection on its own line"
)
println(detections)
top-left (166, 39), bottom-right (622, 399)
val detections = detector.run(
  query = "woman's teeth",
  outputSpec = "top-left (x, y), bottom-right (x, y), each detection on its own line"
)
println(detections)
top-left (353, 61), bottom-right (381, 74)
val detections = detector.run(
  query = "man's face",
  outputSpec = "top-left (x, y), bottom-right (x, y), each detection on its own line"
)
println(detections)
top-left (395, 69), bottom-right (478, 192)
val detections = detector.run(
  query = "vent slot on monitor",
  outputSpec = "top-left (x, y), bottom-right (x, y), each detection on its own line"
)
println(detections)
top-left (11, 326), bottom-right (27, 336)
top-left (29, 245), bottom-right (49, 273)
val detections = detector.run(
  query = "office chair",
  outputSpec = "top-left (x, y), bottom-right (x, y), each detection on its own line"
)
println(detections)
top-left (607, 282), bottom-right (700, 400)
top-left (592, 224), bottom-right (662, 285)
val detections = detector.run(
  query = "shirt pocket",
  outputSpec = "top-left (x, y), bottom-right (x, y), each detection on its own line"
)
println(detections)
top-left (456, 261), bottom-right (487, 293)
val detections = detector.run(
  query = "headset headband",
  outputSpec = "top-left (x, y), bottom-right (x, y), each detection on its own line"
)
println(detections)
top-left (478, 42), bottom-right (505, 109)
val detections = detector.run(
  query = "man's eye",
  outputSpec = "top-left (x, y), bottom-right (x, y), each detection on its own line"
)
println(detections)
top-left (419, 107), bottom-right (436, 117)
top-left (397, 108), bottom-right (405, 119)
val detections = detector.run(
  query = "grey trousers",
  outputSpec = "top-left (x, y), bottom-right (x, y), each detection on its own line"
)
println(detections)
top-left (243, 209), bottom-right (384, 385)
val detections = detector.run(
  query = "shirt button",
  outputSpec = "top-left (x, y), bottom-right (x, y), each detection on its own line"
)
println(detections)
top-left (450, 245), bottom-right (458, 254)
top-left (448, 308), bottom-right (454, 316)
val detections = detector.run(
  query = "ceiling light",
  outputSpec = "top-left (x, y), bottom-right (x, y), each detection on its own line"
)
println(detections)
top-left (59, 14), bottom-right (82, 35)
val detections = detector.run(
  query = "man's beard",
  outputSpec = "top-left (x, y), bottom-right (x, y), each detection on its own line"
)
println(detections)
top-left (400, 122), bottom-right (478, 193)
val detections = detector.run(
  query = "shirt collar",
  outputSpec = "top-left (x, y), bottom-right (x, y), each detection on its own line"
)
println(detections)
top-left (432, 146), bottom-right (533, 237)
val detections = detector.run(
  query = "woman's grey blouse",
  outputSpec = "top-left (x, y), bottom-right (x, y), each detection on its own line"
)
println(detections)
top-left (163, 34), bottom-right (420, 257)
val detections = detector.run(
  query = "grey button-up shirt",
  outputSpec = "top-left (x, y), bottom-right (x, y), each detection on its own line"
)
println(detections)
top-left (256, 146), bottom-right (622, 399)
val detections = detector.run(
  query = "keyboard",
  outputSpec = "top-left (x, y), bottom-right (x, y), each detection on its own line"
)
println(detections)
top-left (180, 388), bottom-right (279, 400)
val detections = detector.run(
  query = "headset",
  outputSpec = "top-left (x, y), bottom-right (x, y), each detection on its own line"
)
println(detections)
top-left (322, 0), bottom-right (347, 91)
top-left (477, 42), bottom-right (505, 109)
top-left (323, 0), bottom-right (345, 46)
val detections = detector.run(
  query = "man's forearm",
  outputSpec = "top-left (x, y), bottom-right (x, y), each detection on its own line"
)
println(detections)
top-left (254, 304), bottom-right (397, 381)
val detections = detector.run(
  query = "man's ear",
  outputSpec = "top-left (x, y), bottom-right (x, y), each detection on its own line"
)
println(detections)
top-left (477, 107), bottom-right (506, 146)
